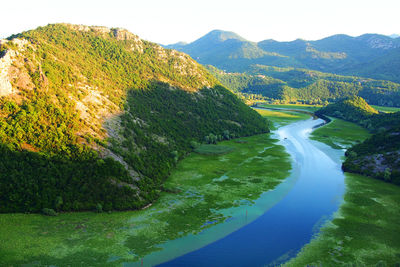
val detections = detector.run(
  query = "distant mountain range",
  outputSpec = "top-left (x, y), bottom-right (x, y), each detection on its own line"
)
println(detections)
top-left (165, 30), bottom-right (400, 83)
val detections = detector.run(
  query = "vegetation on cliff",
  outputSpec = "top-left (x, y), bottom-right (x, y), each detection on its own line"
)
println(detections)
top-left (0, 24), bottom-right (268, 213)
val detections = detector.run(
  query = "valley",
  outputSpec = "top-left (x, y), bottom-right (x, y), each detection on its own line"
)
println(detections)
top-left (1, 22), bottom-right (400, 267)
top-left (3, 106), bottom-right (399, 266)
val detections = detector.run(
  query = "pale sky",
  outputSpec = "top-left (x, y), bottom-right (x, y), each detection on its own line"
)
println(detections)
top-left (1, 0), bottom-right (399, 44)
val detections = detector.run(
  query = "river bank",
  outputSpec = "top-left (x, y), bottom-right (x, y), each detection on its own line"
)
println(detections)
top-left (159, 117), bottom-right (347, 266)
top-left (0, 132), bottom-right (291, 266)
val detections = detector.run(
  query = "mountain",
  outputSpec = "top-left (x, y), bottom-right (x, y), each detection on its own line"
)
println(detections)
top-left (166, 30), bottom-right (298, 72)
top-left (0, 24), bottom-right (269, 213)
top-left (166, 31), bottom-right (400, 83)
top-left (389, 34), bottom-right (400, 39)
top-left (349, 47), bottom-right (400, 82)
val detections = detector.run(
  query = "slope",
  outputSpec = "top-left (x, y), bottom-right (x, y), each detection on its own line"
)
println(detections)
top-left (0, 24), bottom-right (269, 213)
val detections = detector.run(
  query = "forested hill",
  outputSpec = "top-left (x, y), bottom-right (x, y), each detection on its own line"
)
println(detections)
top-left (315, 96), bottom-right (400, 131)
top-left (166, 30), bottom-right (400, 83)
top-left (0, 24), bottom-right (269, 213)
top-left (206, 65), bottom-right (400, 106)
top-left (315, 96), bottom-right (379, 129)
top-left (315, 96), bottom-right (400, 184)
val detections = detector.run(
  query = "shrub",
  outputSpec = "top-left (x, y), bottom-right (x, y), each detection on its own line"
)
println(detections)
top-left (95, 203), bottom-right (103, 213)
top-left (42, 208), bottom-right (57, 216)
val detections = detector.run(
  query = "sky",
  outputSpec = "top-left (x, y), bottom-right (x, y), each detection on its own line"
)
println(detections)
top-left (1, 0), bottom-right (399, 44)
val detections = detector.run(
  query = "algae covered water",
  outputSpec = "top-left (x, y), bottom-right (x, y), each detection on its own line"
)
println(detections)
top-left (158, 118), bottom-right (346, 266)
top-left (0, 117), bottom-right (348, 266)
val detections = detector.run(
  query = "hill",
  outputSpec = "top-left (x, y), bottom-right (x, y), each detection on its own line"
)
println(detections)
top-left (0, 24), bottom-right (269, 213)
top-left (315, 96), bottom-right (400, 131)
top-left (315, 96), bottom-right (400, 184)
top-left (343, 126), bottom-right (400, 185)
top-left (315, 96), bottom-right (379, 127)
top-left (167, 30), bottom-right (400, 83)
top-left (206, 65), bottom-right (400, 106)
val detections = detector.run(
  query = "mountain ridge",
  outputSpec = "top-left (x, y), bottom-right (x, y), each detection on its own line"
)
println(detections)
top-left (165, 30), bottom-right (400, 83)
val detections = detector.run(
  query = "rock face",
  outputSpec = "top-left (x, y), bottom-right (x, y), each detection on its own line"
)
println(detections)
top-left (112, 28), bottom-right (137, 41)
top-left (366, 36), bottom-right (399, 50)
top-left (0, 48), bottom-right (13, 97)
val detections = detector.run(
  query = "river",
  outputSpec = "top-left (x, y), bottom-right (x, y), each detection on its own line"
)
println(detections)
top-left (154, 117), bottom-right (346, 266)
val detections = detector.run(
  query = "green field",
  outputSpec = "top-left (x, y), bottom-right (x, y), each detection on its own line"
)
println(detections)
top-left (254, 108), bottom-right (311, 129)
top-left (371, 105), bottom-right (400, 113)
top-left (0, 133), bottom-right (291, 266)
top-left (288, 120), bottom-right (400, 266)
top-left (310, 117), bottom-right (371, 149)
top-left (258, 103), bottom-right (321, 112)
top-left (194, 144), bottom-right (234, 155)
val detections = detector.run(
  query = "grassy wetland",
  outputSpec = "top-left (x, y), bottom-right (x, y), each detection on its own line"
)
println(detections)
top-left (258, 103), bottom-right (321, 112)
top-left (371, 105), bottom-right (400, 113)
top-left (254, 108), bottom-right (310, 129)
top-left (0, 132), bottom-right (291, 266)
top-left (310, 117), bottom-right (371, 149)
top-left (287, 172), bottom-right (400, 266)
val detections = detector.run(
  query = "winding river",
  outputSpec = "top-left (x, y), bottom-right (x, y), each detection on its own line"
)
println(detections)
top-left (127, 117), bottom-right (346, 266)
top-left (157, 118), bottom-right (346, 266)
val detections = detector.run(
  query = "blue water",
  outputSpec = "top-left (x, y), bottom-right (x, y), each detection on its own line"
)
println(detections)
top-left (158, 118), bottom-right (345, 266)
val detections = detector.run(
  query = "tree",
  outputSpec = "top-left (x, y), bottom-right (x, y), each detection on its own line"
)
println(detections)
top-left (54, 196), bottom-right (63, 211)
top-left (384, 168), bottom-right (391, 181)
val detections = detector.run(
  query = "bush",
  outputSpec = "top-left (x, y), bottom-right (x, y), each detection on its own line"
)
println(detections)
top-left (190, 140), bottom-right (199, 149)
top-left (95, 203), bottom-right (103, 213)
top-left (42, 208), bottom-right (57, 216)
top-left (54, 196), bottom-right (63, 211)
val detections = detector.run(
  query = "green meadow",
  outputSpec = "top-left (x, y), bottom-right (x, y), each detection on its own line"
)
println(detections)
top-left (258, 103), bottom-right (321, 112)
top-left (254, 108), bottom-right (310, 129)
top-left (288, 118), bottom-right (400, 266)
top-left (310, 117), bottom-right (371, 149)
top-left (0, 133), bottom-right (291, 266)
top-left (371, 105), bottom-right (400, 113)
top-left (194, 144), bottom-right (235, 155)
